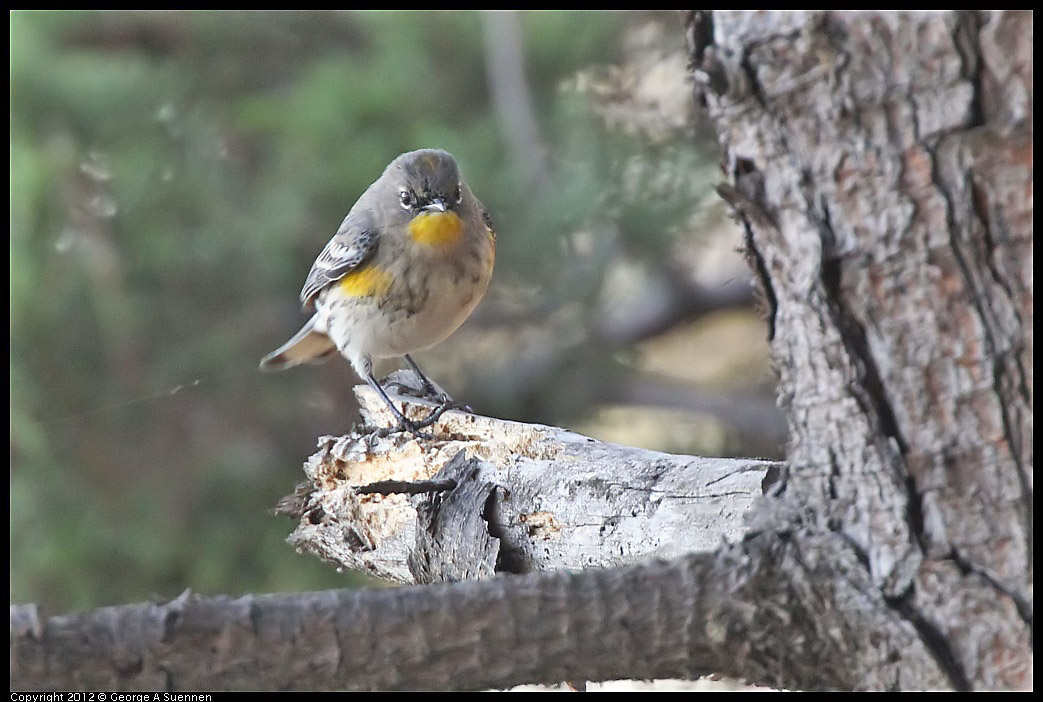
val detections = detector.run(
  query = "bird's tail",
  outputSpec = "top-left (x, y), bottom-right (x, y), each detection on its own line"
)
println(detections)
top-left (259, 315), bottom-right (337, 371)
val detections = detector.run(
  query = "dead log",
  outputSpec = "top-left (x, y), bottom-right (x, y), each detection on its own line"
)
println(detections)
top-left (278, 371), bottom-right (777, 584)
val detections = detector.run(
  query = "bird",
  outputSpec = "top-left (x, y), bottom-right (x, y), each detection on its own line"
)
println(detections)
top-left (260, 149), bottom-right (495, 437)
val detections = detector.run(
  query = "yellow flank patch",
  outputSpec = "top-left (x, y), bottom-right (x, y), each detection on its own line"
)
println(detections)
top-left (409, 211), bottom-right (464, 247)
top-left (338, 265), bottom-right (394, 298)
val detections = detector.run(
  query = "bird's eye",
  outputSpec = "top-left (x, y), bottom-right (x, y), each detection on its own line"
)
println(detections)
top-left (399, 190), bottom-right (414, 209)
top-left (453, 184), bottom-right (463, 204)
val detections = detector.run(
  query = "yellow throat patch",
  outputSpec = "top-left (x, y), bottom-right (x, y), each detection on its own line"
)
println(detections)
top-left (409, 211), bottom-right (464, 247)
top-left (338, 265), bottom-right (394, 298)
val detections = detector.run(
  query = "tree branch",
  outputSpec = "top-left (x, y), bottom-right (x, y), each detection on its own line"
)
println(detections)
top-left (10, 523), bottom-right (951, 692)
top-left (481, 10), bottom-right (549, 186)
top-left (278, 371), bottom-right (777, 584)
top-left (595, 271), bottom-right (756, 346)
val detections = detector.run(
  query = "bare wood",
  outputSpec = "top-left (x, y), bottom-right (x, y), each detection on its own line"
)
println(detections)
top-left (280, 371), bottom-right (776, 584)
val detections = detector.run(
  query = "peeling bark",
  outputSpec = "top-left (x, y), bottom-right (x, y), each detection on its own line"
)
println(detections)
top-left (279, 372), bottom-right (773, 584)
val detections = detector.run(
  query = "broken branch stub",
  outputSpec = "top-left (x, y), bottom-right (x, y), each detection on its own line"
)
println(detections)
top-left (281, 371), bottom-right (778, 584)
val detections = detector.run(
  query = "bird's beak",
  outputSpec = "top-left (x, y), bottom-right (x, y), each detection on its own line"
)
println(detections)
top-left (423, 198), bottom-right (448, 213)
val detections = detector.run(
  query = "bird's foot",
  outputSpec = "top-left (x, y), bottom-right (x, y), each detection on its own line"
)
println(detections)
top-left (417, 380), bottom-right (451, 403)
top-left (380, 376), bottom-right (447, 404)
top-left (432, 396), bottom-right (473, 414)
top-left (382, 397), bottom-right (472, 440)
top-left (408, 398), bottom-right (460, 432)
top-left (371, 417), bottom-right (434, 441)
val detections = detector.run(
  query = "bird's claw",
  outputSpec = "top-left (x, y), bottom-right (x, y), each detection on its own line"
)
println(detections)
top-left (391, 397), bottom-right (472, 439)
top-left (436, 397), bottom-right (473, 414)
top-left (371, 418), bottom-right (433, 441)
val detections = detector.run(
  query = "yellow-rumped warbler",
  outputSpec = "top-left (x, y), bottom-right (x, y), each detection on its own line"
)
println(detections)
top-left (260, 149), bottom-right (495, 436)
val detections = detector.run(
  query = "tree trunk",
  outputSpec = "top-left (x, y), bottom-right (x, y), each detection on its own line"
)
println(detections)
top-left (689, 9), bottom-right (1031, 690)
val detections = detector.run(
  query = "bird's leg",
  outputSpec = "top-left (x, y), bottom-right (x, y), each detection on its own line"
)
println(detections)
top-left (363, 371), bottom-right (430, 440)
top-left (362, 357), bottom-right (472, 439)
top-left (403, 355), bottom-right (475, 417)
top-left (403, 354), bottom-right (448, 401)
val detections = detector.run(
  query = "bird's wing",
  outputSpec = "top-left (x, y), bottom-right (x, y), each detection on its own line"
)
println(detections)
top-left (474, 197), bottom-right (495, 240)
top-left (481, 208), bottom-right (496, 239)
top-left (299, 212), bottom-right (380, 308)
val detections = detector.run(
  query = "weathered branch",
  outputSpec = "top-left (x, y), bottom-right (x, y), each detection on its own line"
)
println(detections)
top-left (10, 520), bottom-right (952, 692)
top-left (12, 380), bottom-right (794, 691)
top-left (278, 371), bottom-right (776, 584)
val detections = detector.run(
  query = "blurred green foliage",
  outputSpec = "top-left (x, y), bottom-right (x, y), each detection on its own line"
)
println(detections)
top-left (11, 10), bottom-right (733, 613)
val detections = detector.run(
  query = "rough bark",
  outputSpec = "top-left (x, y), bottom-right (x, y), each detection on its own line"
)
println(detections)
top-left (10, 526), bottom-right (945, 692)
top-left (689, 9), bottom-right (1031, 690)
top-left (278, 371), bottom-right (774, 583)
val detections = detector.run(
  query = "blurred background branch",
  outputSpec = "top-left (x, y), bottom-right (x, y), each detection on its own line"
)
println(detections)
top-left (481, 10), bottom-right (549, 187)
